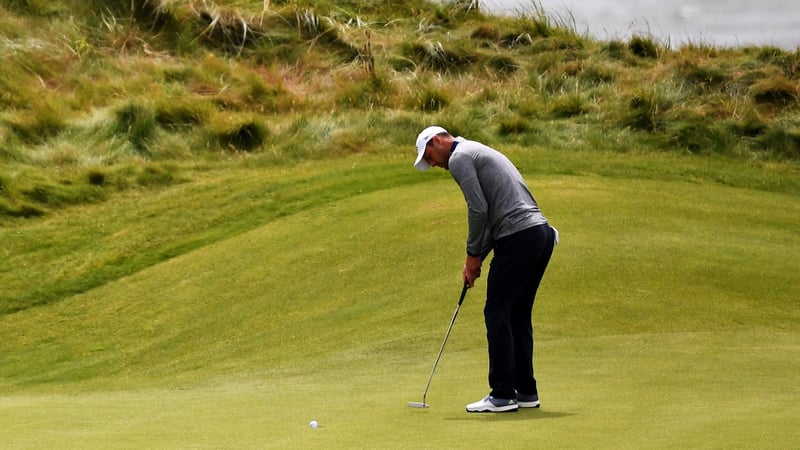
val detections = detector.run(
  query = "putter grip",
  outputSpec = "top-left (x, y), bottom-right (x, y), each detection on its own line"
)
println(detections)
top-left (457, 283), bottom-right (468, 306)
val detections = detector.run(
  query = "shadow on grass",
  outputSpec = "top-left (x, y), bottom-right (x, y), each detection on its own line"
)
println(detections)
top-left (443, 409), bottom-right (576, 421)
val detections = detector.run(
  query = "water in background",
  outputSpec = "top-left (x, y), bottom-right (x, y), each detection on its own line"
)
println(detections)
top-left (482, 0), bottom-right (800, 49)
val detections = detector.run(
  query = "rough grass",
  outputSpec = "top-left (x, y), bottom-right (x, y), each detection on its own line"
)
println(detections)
top-left (1, 1), bottom-right (799, 219)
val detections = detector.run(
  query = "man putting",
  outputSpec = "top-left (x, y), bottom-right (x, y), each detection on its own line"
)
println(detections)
top-left (414, 126), bottom-right (558, 413)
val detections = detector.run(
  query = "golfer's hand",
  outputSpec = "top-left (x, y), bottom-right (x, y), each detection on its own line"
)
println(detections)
top-left (463, 255), bottom-right (482, 288)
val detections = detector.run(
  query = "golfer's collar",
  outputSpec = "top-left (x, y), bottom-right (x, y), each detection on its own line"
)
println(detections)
top-left (449, 140), bottom-right (459, 155)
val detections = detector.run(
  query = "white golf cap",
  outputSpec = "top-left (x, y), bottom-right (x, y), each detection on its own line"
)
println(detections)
top-left (414, 126), bottom-right (448, 171)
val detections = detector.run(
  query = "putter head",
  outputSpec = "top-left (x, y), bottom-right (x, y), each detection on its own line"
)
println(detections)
top-left (407, 401), bottom-right (429, 408)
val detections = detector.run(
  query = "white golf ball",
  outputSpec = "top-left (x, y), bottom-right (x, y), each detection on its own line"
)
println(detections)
top-left (309, 420), bottom-right (318, 428)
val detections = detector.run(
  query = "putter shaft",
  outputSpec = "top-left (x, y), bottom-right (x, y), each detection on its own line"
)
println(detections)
top-left (410, 283), bottom-right (469, 409)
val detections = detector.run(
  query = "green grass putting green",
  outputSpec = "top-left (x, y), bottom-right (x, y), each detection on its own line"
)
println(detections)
top-left (1, 160), bottom-right (798, 448)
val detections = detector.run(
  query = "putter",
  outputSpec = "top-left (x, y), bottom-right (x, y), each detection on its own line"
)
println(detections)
top-left (408, 283), bottom-right (469, 409)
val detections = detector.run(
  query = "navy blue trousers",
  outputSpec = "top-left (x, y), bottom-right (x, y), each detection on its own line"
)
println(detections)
top-left (485, 224), bottom-right (555, 400)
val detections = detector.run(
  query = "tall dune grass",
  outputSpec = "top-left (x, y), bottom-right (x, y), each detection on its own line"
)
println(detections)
top-left (1, 0), bottom-right (798, 219)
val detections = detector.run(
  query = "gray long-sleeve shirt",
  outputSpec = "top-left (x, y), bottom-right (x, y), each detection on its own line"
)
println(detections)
top-left (448, 138), bottom-right (548, 257)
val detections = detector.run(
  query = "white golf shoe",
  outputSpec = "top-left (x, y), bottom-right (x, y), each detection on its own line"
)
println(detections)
top-left (516, 392), bottom-right (540, 408)
top-left (466, 394), bottom-right (518, 413)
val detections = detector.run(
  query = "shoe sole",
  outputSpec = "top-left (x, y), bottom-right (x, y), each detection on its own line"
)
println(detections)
top-left (466, 405), bottom-right (518, 413)
top-left (518, 401), bottom-right (540, 408)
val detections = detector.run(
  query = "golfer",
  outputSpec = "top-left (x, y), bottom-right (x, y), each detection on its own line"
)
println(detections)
top-left (414, 126), bottom-right (557, 413)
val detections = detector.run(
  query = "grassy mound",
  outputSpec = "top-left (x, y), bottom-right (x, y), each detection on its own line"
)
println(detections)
top-left (1, 0), bottom-right (798, 220)
top-left (1, 152), bottom-right (798, 447)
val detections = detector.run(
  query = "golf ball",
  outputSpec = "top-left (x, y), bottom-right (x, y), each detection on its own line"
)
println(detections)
top-left (309, 420), bottom-right (318, 428)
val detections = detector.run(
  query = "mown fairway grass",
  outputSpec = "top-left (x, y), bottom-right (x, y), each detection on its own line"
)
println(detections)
top-left (1, 151), bottom-right (798, 449)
